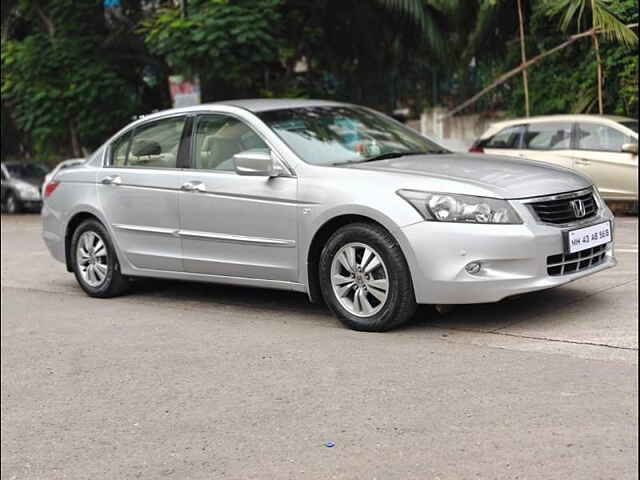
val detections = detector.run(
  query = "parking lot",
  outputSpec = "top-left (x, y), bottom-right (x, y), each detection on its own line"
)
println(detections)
top-left (1, 213), bottom-right (638, 479)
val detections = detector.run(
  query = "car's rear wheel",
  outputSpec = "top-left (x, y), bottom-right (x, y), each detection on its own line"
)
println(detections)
top-left (71, 219), bottom-right (129, 298)
top-left (5, 192), bottom-right (21, 214)
top-left (319, 222), bottom-right (417, 331)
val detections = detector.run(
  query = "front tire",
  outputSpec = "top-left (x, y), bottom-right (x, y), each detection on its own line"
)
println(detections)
top-left (5, 192), bottom-right (22, 214)
top-left (71, 219), bottom-right (129, 298)
top-left (319, 222), bottom-right (417, 331)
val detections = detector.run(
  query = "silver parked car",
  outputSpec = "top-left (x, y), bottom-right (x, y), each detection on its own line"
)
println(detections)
top-left (42, 99), bottom-right (616, 331)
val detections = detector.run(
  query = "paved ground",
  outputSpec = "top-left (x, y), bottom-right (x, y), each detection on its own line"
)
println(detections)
top-left (1, 214), bottom-right (637, 480)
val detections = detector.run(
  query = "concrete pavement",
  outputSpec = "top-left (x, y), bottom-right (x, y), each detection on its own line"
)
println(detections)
top-left (1, 214), bottom-right (637, 479)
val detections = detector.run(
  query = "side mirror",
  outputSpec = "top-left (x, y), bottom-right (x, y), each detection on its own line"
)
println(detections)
top-left (233, 149), bottom-right (283, 177)
top-left (621, 143), bottom-right (638, 155)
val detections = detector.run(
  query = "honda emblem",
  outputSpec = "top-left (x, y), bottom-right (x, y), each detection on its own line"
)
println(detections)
top-left (571, 199), bottom-right (587, 218)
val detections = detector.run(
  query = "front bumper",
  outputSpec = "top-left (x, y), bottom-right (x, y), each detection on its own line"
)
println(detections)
top-left (401, 203), bottom-right (616, 304)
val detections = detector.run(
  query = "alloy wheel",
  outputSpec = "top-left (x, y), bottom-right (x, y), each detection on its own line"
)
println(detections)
top-left (76, 231), bottom-right (109, 288)
top-left (330, 242), bottom-right (389, 317)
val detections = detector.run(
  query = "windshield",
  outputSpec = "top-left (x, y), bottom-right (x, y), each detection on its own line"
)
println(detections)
top-left (5, 163), bottom-right (48, 179)
top-left (619, 121), bottom-right (638, 134)
top-left (257, 106), bottom-right (447, 165)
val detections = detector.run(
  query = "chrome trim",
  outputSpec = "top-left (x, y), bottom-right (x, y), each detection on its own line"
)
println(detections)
top-left (178, 229), bottom-right (296, 247)
top-left (518, 187), bottom-right (594, 204)
top-left (113, 224), bottom-right (179, 236)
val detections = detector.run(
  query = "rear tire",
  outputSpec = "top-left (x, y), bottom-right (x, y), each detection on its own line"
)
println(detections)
top-left (71, 219), bottom-right (129, 298)
top-left (319, 222), bottom-right (417, 331)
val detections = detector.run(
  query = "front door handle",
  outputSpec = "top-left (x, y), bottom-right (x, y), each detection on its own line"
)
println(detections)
top-left (575, 159), bottom-right (591, 166)
top-left (101, 175), bottom-right (122, 185)
top-left (181, 181), bottom-right (206, 192)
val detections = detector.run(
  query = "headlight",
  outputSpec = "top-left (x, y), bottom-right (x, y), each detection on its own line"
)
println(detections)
top-left (397, 190), bottom-right (522, 224)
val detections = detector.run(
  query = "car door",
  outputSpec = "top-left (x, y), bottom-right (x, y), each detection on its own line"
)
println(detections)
top-left (569, 122), bottom-right (638, 200)
top-left (179, 113), bottom-right (298, 282)
top-left (519, 121), bottom-right (574, 168)
top-left (97, 115), bottom-right (189, 271)
top-left (481, 124), bottom-right (525, 158)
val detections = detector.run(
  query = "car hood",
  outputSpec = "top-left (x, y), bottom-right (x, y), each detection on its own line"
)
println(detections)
top-left (344, 153), bottom-right (591, 199)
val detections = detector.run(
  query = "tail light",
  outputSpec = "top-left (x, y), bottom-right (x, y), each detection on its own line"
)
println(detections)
top-left (43, 180), bottom-right (60, 198)
top-left (469, 145), bottom-right (484, 153)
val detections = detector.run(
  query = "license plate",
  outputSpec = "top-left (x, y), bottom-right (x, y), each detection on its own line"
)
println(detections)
top-left (565, 221), bottom-right (612, 254)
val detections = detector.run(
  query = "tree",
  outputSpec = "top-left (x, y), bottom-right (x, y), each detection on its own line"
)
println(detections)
top-left (1, 1), bottom-right (142, 157)
top-left (547, 0), bottom-right (638, 114)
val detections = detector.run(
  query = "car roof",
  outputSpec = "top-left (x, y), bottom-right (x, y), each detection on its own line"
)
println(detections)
top-left (216, 98), bottom-right (347, 112)
top-left (481, 114), bottom-right (638, 139)
top-left (491, 114), bottom-right (636, 128)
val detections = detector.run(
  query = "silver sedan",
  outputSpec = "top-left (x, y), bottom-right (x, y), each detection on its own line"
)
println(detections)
top-left (41, 99), bottom-right (616, 331)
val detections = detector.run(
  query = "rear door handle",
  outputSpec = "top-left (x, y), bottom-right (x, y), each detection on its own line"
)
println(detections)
top-left (575, 159), bottom-right (591, 166)
top-left (181, 181), bottom-right (206, 192)
top-left (101, 175), bottom-right (122, 185)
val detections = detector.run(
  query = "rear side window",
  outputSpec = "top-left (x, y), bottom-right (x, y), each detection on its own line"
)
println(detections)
top-left (485, 125), bottom-right (524, 149)
top-left (524, 122), bottom-right (573, 150)
top-left (576, 123), bottom-right (631, 152)
top-left (110, 116), bottom-right (186, 168)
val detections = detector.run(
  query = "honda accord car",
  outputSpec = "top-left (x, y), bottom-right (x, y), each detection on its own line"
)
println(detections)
top-left (41, 99), bottom-right (616, 331)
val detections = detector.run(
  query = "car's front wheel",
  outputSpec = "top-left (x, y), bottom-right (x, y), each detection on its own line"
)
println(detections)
top-left (71, 219), bottom-right (129, 298)
top-left (5, 192), bottom-right (22, 214)
top-left (319, 222), bottom-right (417, 331)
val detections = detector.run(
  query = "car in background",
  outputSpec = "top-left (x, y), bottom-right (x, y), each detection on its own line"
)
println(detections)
top-left (42, 158), bottom-right (86, 195)
top-left (470, 115), bottom-right (638, 202)
top-left (1, 161), bottom-right (48, 213)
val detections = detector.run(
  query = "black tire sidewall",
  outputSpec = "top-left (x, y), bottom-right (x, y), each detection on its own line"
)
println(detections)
top-left (6, 192), bottom-right (21, 214)
top-left (71, 219), bottom-right (126, 297)
top-left (319, 223), bottom-right (416, 331)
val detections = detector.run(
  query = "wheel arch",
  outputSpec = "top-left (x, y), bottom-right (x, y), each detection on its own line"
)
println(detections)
top-left (305, 213), bottom-right (417, 304)
top-left (64, 211), bottom-right (104, 272)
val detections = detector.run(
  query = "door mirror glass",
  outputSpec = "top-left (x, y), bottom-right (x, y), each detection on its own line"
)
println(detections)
top-left (621, 143), bottom-right (638, 155)
top-left (233, 149), bottom-right (280, 176)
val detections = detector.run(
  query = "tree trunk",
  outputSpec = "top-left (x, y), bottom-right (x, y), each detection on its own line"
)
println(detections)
top-left (70, 123), bottom-right (82, 158)
top-left (592, 32), bottom-right (604, 114)
top-left (517, 0), bottom-right (530, 117)
top-left (591, 0), bottom-right (604, 114)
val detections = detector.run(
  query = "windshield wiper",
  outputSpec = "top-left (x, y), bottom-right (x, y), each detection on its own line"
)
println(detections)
top-left (360, 150), bottom-right (446, 163)
top-left (331, 149), bottom-right (448, 166)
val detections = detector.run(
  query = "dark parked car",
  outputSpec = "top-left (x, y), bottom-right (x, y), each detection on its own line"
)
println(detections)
top-left (1, 161), bottom-right (48, 213)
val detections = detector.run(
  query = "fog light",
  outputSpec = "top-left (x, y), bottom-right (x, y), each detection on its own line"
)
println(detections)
top-left (465, 262), bottom-right (482, 274)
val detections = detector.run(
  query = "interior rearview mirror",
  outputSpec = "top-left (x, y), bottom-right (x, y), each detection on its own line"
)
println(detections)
top-left (621, 143), bottom-right (638, 155)
top-left (233, 149), bottom-right (282, 177)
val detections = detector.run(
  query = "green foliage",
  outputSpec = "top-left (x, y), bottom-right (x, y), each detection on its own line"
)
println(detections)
top-left (142, 0), bottom-right (282, 95)
top-left (1, 0), bottom-right (139, 155)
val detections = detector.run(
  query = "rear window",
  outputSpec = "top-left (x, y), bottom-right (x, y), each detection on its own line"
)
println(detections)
top-left (619, 121), bottom-right (638, 133)
top-left (484, 125), bottom-right (524, 149)
top-left (523, 122), bottom-right (572, 150)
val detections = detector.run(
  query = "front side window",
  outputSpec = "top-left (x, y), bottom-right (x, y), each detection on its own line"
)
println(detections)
top-left (524, 122), bottom-right (573, 151)
top-left (257, 106), bottom-right (446, 165)
top-left (486, 125), bottom-right (524, 149)
top-left (576, 123), bottom-right (631, 152)
top-left (192, 114), bottom-right (268, 171)
top-left (110, 116), bottom-right (186, 168)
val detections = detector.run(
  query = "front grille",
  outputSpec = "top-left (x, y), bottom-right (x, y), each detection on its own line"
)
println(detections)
top-left (547, 244), bottom-right (608, 276)
top-left (530, 191), bottom-right (598, 224)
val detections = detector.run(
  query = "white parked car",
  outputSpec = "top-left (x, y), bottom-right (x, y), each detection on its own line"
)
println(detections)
top-left (471, 115), bottom-right (638, 201)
